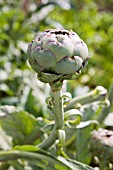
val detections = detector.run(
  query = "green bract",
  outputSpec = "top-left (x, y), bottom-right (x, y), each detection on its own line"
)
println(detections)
top-left (27, 29), bottom-right (90, 83)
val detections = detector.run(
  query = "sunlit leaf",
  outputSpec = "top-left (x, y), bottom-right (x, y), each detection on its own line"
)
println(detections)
top-left (0, 106), bottom-right (41, 145)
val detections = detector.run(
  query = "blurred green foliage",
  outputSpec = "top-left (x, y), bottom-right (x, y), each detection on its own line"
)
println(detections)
top-left (0, 0), bottom-right (113, 169)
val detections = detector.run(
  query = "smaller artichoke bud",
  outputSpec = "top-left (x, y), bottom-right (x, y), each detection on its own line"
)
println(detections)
top-left (27, 29), bottom-right (90, 83)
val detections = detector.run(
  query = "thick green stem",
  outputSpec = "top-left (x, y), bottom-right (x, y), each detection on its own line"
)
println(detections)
top-left (38, 81), bottom-right (64, 149)
top-left (65, 86), bottom-right (107, 112)
top-left (52, 88), bottom-right (64, 129)
top-left (0, 150), bottom-right (93, 170)
top-left (0, 150), bottom-right (71, 170)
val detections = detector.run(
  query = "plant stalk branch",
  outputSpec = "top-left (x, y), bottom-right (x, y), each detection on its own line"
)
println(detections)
top-left (0, 150), bottom-right (71, 170)
top-left (65, 86), bottom-right (107, 112)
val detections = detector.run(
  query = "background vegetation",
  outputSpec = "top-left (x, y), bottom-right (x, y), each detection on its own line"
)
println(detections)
top-left (0, 0), bottom-right (113, 169)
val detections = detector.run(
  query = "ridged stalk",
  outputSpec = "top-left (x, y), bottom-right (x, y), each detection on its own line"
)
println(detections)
top-left (0, 150), bottom-right (71, 170)
top-left (65, 86), bottom-right (107, 112)
top-left (38, 81), bottom-right (64, 149)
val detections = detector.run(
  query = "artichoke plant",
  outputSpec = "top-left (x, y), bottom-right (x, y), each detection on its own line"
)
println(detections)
top-left (27, 29), bottom-right (90, 83)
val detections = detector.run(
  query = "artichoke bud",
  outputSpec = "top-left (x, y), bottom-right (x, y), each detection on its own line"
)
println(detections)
top-left (27, 29), bottom-right (90, 83)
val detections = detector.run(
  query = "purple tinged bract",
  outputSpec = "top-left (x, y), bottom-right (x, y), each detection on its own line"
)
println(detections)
top-left (27, 29), bottom-right (90, 83)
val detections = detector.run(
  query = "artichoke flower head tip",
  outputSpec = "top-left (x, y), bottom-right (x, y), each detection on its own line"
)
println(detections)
top-left (27, 29), bottom-right (90, 83)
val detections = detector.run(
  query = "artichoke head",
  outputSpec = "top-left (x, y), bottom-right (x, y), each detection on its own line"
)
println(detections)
top-left (27, 29), bottom-right (90, 83)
